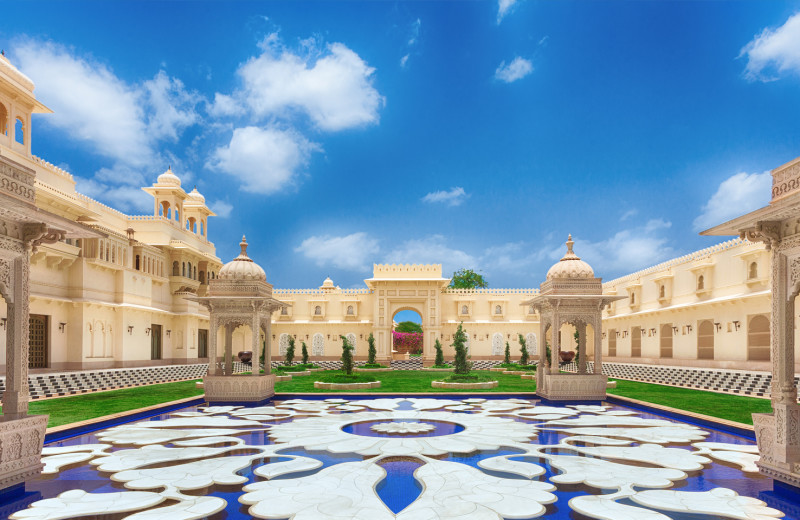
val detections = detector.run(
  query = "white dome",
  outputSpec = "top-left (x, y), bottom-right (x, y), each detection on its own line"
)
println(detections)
top-left (157, 166), bottom-right (181, 187)
top-left (321, 277), bottom-right (334, 288)
top-left (218, 236), bottom-right (266, 282)
top-left (546, 235), bottom-right (595, 280)
top-left (188, 187), bottom-right (205, 204)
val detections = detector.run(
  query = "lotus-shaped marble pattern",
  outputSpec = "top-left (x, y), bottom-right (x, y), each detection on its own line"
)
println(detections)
top-left (369, 421), bottom-right (436, 434)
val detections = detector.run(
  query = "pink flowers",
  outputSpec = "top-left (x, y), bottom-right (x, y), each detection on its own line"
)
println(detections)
top-left (392, 331), bottom-right (423, 353)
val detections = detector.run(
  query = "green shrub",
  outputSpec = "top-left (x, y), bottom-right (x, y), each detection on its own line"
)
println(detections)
top-left (301, 341), bottom-right (309, 364)
top-left (434, 339), bottom-right (445, 366)
top-left (504, 341), bottom-right (511, 364)
top-left (367, 332), bottom-right (377, 365)
top-left (442, 373), bottom-right (493, 383)
top-left (316, 371), bottom-right (376, 383)
top-left (340, 335), bottom-right (354, 375)
top-left (452, 322), bottom-right (471, 375)
top-left (285, 336), bottom-right (295, 365)
top-left (518, 334), bottom-right (529, 365)
top-left (574, 329), bottom-right (581, 366)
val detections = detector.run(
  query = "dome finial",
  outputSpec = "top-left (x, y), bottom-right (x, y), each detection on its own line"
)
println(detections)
top-left (566, 234), bottom-right (574, 254)
top-left (240, 235), bottom-right (248, 257)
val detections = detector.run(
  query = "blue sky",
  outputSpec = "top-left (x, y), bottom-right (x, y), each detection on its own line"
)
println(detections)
top-left (4, 1), bottom-right (800, 289)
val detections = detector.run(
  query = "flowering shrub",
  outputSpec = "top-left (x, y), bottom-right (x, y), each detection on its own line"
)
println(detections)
top-left (392, 331), bottom-right (423, 354)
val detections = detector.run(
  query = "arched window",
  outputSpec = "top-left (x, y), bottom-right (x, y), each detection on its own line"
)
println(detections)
top-left (608, 328), bottom-right (617, 357)
top-left (526, 333), bottom-right (537, 355)
top-left (749, 262), bottom-right (758, 280)
top-left (630, 293), bottom-right (635, 304)
top-left (167, 207), bottom-right (172, 219)
top-left (199, 221), bottom-right (204, 236)
top-left (312, 333), bottom-right (325, 355)
top-left (279, 334), bottom-right (290, 355)
top-left (314, 305), bottom-right (322, 315)
top-left (495, 305), bottom-right (502, 315)
top-left (160, 201), bottom-right (169, 217)
top-left (748, 315), bottom-right (770, 361)
top-left (182, 262), bottom-right (186, 277)
top-left (193, 265), bottom-right (197, 280)
top-left (346, 305), bottom-right (354, 315)
top-left (135, 255), bottom-right (141, 271)
top-left (697, 320), bottom-right (714, 360)
top-left (659, 285), bottom-right (665, 298)
top-left (281, 306), bottom-right (288, 315)
top-left (199, 271), bottom-right (205, 284)
top-left (697, 275), bottom-right (704, 290)
top-left (528, 305), bottom-right (535, 314)
top-left (14, 117), bottom-right (24, 145)
top-left (461, 305), bottom-right (468, 315)
top-left (172, 261), bottom-right (179, 276)
top-left (491, 333), bottom-right (503, 355)
top-left (660, 323), bottom-right (673, 358)
top-left (0, 103), bottom-right (7, 136)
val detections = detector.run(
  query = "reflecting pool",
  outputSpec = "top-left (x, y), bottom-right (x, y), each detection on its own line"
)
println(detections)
top-left (8, 397), bottom-right (799, 519)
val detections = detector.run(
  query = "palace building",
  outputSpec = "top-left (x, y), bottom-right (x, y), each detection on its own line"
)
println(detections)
top-left (0, 52), bottom-right (788, 376)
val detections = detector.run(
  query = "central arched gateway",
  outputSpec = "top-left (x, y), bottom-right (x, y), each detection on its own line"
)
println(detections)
top-left (365, 264), bottom-right (449, 364)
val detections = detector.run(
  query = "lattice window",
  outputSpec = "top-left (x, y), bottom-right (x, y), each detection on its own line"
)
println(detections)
top-left (526, 333), bottom-right (537, 355)
top-left (491, 333), bottom-right (504, 355)
top-left (312, 333), bottom-right (325, 356)
top-left (279, 333), bottom-right (290, 356)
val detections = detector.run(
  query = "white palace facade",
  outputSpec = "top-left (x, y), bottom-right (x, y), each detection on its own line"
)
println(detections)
top-left (0, 52), bottom-right (795, 374)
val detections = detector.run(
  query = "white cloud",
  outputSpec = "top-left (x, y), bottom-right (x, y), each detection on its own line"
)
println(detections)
top-left (207, 126), bottom-right (317, 194)
top-left (422, 187), bottom-right (468, 207)
top-left (400, 54), bottom-right (410, 68)
top-left (209, 200), bottom-right (233, 218)
top-left (384, 235), bottom-right (479, 274)
top-left (207, 93), bottom-right (244, 118)
top-left (740, 12), bottom-right (800, 81)
top-left (295, 232), bottom-right (380, 271)
top-left (497, 0), bottom-right (520, 23)
top-left (693, 171), bottom-right (771, 231)
top-left (495, 57), bottom-right (533, 83)
top-left (229, 34), bottom-right (383, 131)
top-left (74, 176), bottom-right (152, 213)
top-left (620, 209), bottom-right (638, 222)
top-left (559, 220), bottom-right (676, 276)
top-left (400, 19), bottom-right (421, 68)
top-left (143, 71), bottom-right (201, 140)
top-left (15, 40), bottom-right (152, 166)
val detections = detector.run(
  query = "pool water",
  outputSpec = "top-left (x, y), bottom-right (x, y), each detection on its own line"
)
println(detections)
top-left (6, 397), bottom-right (799, 520)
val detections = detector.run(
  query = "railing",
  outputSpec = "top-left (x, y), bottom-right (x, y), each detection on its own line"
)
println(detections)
top-left (603, 238), bottom-right (750, 287)
top-left (443, 288), bottom-right (539, 295)
top-left (32, 155), bottom-right (73, 181)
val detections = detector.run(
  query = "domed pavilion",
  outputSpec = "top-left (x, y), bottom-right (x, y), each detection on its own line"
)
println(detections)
top-left (525, 235), bottom-right (624, 401)
top-left (188, 236), bottom-right (286, 404)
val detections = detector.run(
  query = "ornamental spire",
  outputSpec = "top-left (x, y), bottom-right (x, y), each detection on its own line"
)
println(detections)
top-left (240, 235), bottom-right (248, 257)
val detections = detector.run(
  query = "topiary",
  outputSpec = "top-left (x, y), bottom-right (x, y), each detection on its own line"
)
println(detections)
top-left (285, 336), bottom-right (295, 366)
top-left (340, 334), bottom-right (354, 375)
top-left (301, 341), bottom-right (309, 364)
top-left (367, 332), bottom-right (376, 365)
top-left (518, 333), bottom-right (529, 365)
top-left (504, 341), bottom-right (511, 365)
top-left (452, 323), bottom-right (471, 375)
top-left (434, 338), bottom-right (445, 367)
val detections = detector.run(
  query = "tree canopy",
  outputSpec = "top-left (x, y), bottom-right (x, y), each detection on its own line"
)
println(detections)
top-left (449, 268), bottom-right (488, 289)
top-left (395, 321), bottom-right (423, 333)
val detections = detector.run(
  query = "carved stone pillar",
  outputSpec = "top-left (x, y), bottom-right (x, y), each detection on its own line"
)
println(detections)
top-left (4, 254), bottom-right (30, 419)
top-left (577, 322), bottom-right (587, 374)
top-left (251, 311), bottom-right (260, 377)
top-left (207, 314), bottom-right (218, 375)
top-left (263, 317), bottom-right (272, 375)
top-left (224, 323), bottom-right (233, 375)
top-left (593, 315), bottom-right (603, 375)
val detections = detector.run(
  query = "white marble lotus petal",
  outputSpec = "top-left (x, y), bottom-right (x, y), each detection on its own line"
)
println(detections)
top-left (371, 422), bottom-right (436, 434)
top-left (569, 495), bottom-right (673, 520)
top-left (705, 451), bottom-right (760, 473)
top-left (573, 443), bottom-right (711, 471)
top-left (172, 436), bottom-right (249, 447)
top-left (630, 488), bottom-right (785, 520)
top-left (477, 454), bottom-right (546, 478)
top-left (123, 417), bottom-right (261, 428)
top-left (693, 442), bottom-right (760, 453)
top-left (241, 460), bottom-right (395, 520)
top-left (253, 455), bottom-right (324, 479)
top-left (96, 427), bottom-right (253, 445)
top-left (122, 496), bottom-right (227, 520)
top-left (41, 444), bottom-right (111, 474)
top-left (112, 454), bottom-right (265, 490)
top-left (92, 444), bottom-right (253, 472)
top-left (551, 426), bottom-right (709, 444)
top-left (396, 459), bottom-right (556, 520)
top-left (406, 398), bottom-right (463, 410)
top-left (544, 416), bottom-right (687, 428)
top-left (546, 454), bottom-right (686, 490)
top-left (9, 490), bottom-right (165, 520)
top-left (230, 406), bottom-right (294, 417)
top-left (352, 398), bottom-right (406, 411)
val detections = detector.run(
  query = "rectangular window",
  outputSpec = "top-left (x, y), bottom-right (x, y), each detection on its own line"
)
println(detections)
top-left (660, 323), bottom-right (673, 358)
top-left (198, 329), bottom-right (208, 358)
top-left (151, 324), bottom-right (163, 360)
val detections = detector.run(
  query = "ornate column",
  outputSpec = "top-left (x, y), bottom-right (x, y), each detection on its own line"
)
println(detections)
top-left (207, 314), bottom-right (218, 375)
top-left (251, 311), bottom-right (260, 377)
top-left (593, 315), bottom-right (603, 375)
top-left (224, 323), bottom-right (233, 375)
top-left (577, 321), bottom-right (587, 374)
top-left (263, 316), bottom-right (272, 375)
top-left (4, 254), bottom-right (30, 419)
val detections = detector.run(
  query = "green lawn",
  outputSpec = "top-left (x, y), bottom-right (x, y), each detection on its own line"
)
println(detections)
top-left (2, 380), bottom-right (205, 428)
top-left (275, 369), bottom-right (535, 393)
top-left (607, 379), bottom-right (773, 425)
top-left (1, 371), bottom-right (777, 429)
